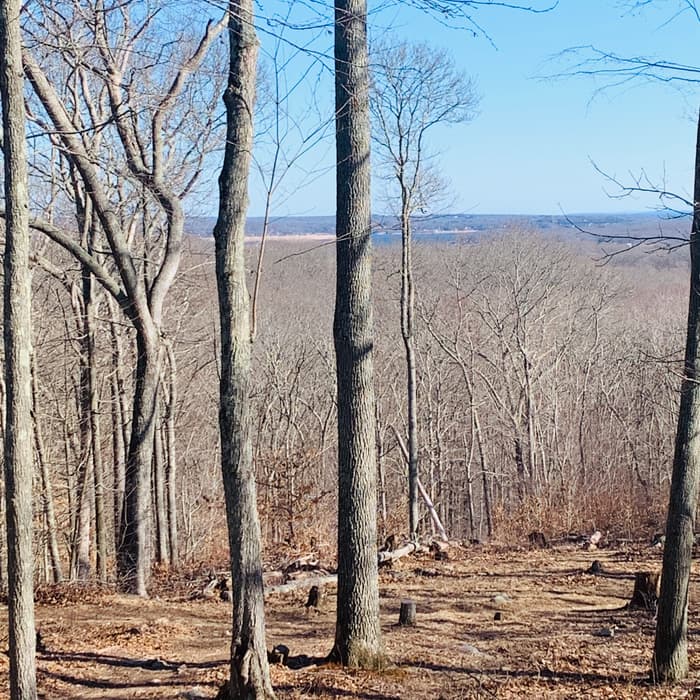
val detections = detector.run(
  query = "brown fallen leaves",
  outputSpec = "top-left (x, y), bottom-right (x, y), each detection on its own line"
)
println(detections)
top-left (0, 545), bottom-right (697, 698)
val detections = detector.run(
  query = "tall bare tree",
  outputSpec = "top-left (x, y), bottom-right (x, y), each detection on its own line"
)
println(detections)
top-left (213, 1), bottom-right (274, 697)
top-left (22, 2), bottom-right (223, 594)
top-left (330, 0), bottom-right (383, 668)
top-left (0, 0), bottom-right (37, 695)
top-left (371, 39), bottom-right (477, 539)
top-left (653, 109), bottom-right (700, 683)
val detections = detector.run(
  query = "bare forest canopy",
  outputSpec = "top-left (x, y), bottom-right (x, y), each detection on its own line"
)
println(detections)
top-left (22, 228), bottom-right (688, 582)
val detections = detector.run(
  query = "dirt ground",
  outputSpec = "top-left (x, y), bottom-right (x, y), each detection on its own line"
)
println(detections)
top-left (1, 545), bottom-right (699, 699)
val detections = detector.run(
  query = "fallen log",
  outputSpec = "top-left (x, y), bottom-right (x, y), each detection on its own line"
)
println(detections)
top-left (377, 542), bottom-right (421, 564)
top-left (391, 426), bottom-right (449, 542)
top-left (285, 568), bottom-right (331, 583)
top-left (262, 570), bottom-right (285, 587)
top-left (283, 553), bottom-right (320, 573)
top-left (264, 574), bottom-right (337, 596)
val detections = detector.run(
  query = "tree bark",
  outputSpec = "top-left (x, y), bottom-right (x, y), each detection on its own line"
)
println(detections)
top-left (118, 327), bottom-right (160, 596)
top-left (329, 0), bottom-right (383, 669)
top-left (31, 358), bottom-right (63, 583)
top-left (108, 297), bottom-right (127, 551)
top-left (153, 415), bottom-right (170, 565)
top-left (653, 109), bottom-right (700, 683)
top-left (86, 268), bottom-right (107, 582)
top-left (0, 0), bottom-right (38, 694)
top-left (164, 339), bottom-right (180, 569)
top-left (213, 2), bottom-right (274, 697)
top-left (400, 194), bottom-right (420, 540)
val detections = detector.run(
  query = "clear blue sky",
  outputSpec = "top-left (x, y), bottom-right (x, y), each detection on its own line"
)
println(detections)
top-left (238, 0), bottom-right (699, 218)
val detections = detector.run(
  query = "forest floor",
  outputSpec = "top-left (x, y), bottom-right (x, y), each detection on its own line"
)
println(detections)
top-left (0, 544), bottom-right (699, 699)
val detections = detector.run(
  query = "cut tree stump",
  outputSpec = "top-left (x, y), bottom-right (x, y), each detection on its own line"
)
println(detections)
top-left (429, 540), bottom-right (450, 561)
top-left (399, 599), bottom-right (416, 626)
top-left (587, 560), bottom-right (604, 575)
top-left (628, 571), bottom-right (660, 611)
top-left (268, 644), bottom-right (290, 665)
top-left (304, 584), bottom-right (323, 613)
top-left (528, 531), bottom-right (548, 549)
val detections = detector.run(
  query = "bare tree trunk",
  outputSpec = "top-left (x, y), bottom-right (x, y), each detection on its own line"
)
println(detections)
top-left (108, 298), bottom-right (126, 551)
top-left (213, 2), bottom-right (274, 697)
top-left (462, 434), bottom-right (476, 539)
top-left (117, 327), bottom-right (160, 596)
top-left (73, 322), bottom-right (93, 580)
top-left (375, 401), bottom-right (388, 531)
top-left (400, 195), bottom-right (420, 540)
top-left (0, 377), bottom-right (7, 593)
top-left (164, 341), bottom-right (179, 569)
top-left (31, 358), bottom-right (63, 583)
top-left (653, 109), bottom-right (700, 683)
top-left (72, 455), bottom-right (92, 580)
top-left (329, 0), bottom-right (383, 669)
top-left (0, 0), bottom-right (37, 693)
top-left (475, 409), bottom-right (493, 539)
top-left (153, 414), bottom-right (169, 565)
top-left (91, 373), bottom-right (107, 582)
top-left (86, 280), bottom-right (107, 582)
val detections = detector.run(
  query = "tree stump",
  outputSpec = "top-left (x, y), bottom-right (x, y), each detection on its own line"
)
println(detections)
top-left (528, 531), bottom-right (548, 549)
top-left (267, 644), bottom-right (289, 665)
top-left (399, 599), bottom-right (416, 626)
top-left (304, 585), bottom-right (323, 613)
top-left (587, 560), bottom-right (604, 575)
top-left (629, 571), bottom-right (660, 611)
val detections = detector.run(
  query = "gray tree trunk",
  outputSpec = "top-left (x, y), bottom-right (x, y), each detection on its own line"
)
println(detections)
top-left (0, 0), bottom-right (38, 694)
top-left (118, 328), bottom-right (159, 596)
top-left (108, 297), bottom-right (127, 551)
top-left (213, 2), bottom-right (274, 697)
top-left (153, 415), bottom-right (169, 565)
top-left (73, 310), bottom-right (93, 580)
top-left (400, 193), bottom-right (419, 539)
top-left (0, 376), bottom-right (7, 593)
top-left (85, 261), bottom-right (107, 582)
top-left (31, 358), bottom-right (63, 583)
top-left (164, 339), bottom-right (179, 569)
top-left (653, 109), bottom-right (700, 683)
top-left (329, 0), bottom-right (383, 669)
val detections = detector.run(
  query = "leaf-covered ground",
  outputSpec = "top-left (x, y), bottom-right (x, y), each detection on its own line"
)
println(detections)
top-left (1, 545), bottom-right (698, 699)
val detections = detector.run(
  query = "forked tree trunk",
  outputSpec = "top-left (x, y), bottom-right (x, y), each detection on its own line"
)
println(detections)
top-left (213, 2), bottom-right (274, 698)
top-left (653, 109), bottom-right (700, 683)
top-left (0, 0), bottom-right (38, 694)
top-left (22, 14), bottom-right (218, 594)
top-left (329, 0), bottom-right (383, 669)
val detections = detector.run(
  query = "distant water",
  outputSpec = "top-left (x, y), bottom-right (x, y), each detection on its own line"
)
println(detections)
top-left (372, 231), bottom-right (478, 246)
